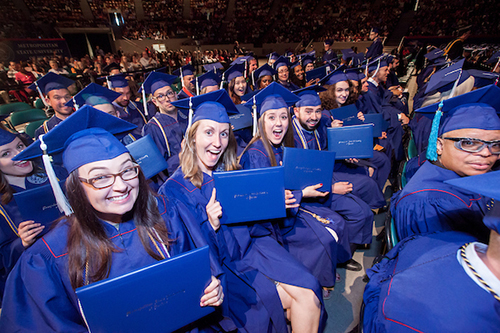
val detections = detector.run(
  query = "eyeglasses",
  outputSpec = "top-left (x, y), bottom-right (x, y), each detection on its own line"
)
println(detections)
top-left (443, 137), bottom-right (500, 155)
top-left (278, 69), bottom-right (289, 74)
top-left (79, 165), bottom-right (140, 189)
top-left (153, 91), bottom-right (176, 101)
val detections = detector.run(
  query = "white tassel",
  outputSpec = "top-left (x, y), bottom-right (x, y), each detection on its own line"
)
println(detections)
top-left (35, 82), bottom-right (48, 107)
top-left (252, 72), bottom-right (255, 88)
top-left (180, 68), bottom-right (184, 87)
top-left (449, 69), bottom-right (462, 99)
top-left (196, 76), bottom-right (199, 95)
top-left (187, 97), bottom-right (193, 130)
top-left (73, 97), bottom-right (79, 111)
top-left (372, 59), bottom-right (381, 77)
top-left (106, 76), bottom-right (111, 89)
top-left (220, 74), bottom-right (224, 89)
top-left (252, 96), bottom-right (258, 136)
top-left (39, 135), bottom-right (73, 216)
top-left (142, 89), bottom-right (148, 117)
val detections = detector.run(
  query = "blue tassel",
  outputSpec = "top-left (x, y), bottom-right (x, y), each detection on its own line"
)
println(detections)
top-left (426, 101), bottom-right (444, 161)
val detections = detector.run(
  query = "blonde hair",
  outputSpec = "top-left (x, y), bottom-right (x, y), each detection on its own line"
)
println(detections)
top-left (179, 121), bottom-right (240, 188)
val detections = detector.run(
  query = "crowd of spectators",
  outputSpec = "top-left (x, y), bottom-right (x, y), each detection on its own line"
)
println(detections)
top-left (408, 0), bottom-right (499, 36)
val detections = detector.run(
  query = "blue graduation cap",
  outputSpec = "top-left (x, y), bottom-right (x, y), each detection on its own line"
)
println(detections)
top-left (444, 170), bottom-right (500, 233)
top-left (318, 65), bottom-right (347, 86)
top-left (103, 62), bottom-right (120, 73)
top-left (243, 82), bottom-right (299, 135)
top-left (487, 51), bottom-right (500, 65)
top-left (267, 52), bottom-right (280, 63)
top-left (139, 71), bottom-right (178, 95)
top-left (301, 54), bottom-right (316, 67)
top-left (65, 83), bottom-right (121, 110)
top-left (290, 61), bottom-right (300, 69)
top-left (366, 55), bottom-right (388, 74)
top-left (13, 105), bottom-right (137, 216)
top-left (222, 63), bottom-right (246, 85)
top-left (173, 64), bottom-right (195, 77)
top-left (251, 64), bottom-right (277, 87)
top-left (352, 52), bottom-right (365, 67)
top-left (324, 39), bottom-right (333, 46)
top-left (273, 56), bottom-right (290, 71)
top-left (415, 85), bottom-right (500, 161)
top-left (28, 72), bottom-right (74, 106)
top-left (231, 56), bottom-right (252, 66)
top-left (192, 71), bottom-right (221, 95)
top-left (293, 85), bottom-right (326, 108)
top-left (345, 67), bottom-right (365, 81)
top-left (170, 89), bottom-right (238, 128)
top-left (371, 27), bottom-right (380, 34)
top-left (424, 48), bottom-right (446, 62)
top-left (424, 59), bottom-right (469, 94)
top-left (107, 74), bottom-right (129, 89)
top-left (0, 128), bottom-right (18, 146)
top-left (203, 62), bottom-right (224, 72)
top-left (341, 49), bottom-right (356, 61)
top-left (467, 69), bottom-right (500, 88)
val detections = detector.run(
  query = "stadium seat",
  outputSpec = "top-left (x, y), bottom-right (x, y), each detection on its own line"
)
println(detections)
top-left (385, 209), bottom-right (399, 251)
top-left (24, 119), bottom-right (48, 138)
top-left (0, 102), bottom-right (33, 115)
top-left (10, 109), bottom-right (48, 127)
top-left (407, 132), bottom-right (418, 160)
top-left (34, 98), bottom-right (46, 109)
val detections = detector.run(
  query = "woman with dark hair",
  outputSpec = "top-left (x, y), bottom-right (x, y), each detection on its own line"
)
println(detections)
top-left (239, 84), bottom-right (350, 297)
top-left (0, 107), bottom-right (224, 331)
top-left (224, 64), bottom-right (247, 105)
top-left (159, 90), bottom-right (325, 333)
top-left (0, 127), bottom-right (64, 305)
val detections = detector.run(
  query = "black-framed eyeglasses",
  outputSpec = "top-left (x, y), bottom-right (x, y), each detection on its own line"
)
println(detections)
top-left (79, 164), bottom-right (140, 189)
top-left (443, 137), bottom-right (500, 155)
top-left (153, 90), bottom-right (176, 101)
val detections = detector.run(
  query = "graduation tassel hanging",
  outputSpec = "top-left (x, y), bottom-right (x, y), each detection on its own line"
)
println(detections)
top-left (426, 100), bottom-right (444, 162)
top-left (72, 97), bottom-right (79, 111)
top-left (39, 135), bottom-right (73, 216)
top-left (142, 88), bottom-right (148, 117)
top-left (244, 61), bottom-right (247, 79)
top-left (252, 72), bottom-right (255, 88)
top-left (196, 76), bottom-right (199, 95)
top-left (252, 96), bottom-right (258, 136)
top-left (372, 59), bottom-right (381, 77)
top-left (220, 74), bottom-right (224, 89)
top-left (187, 97), bottom-right (193, 129)
top-left (35, 82), bottom-right (48, 107)
top-left (106, 76), bottom-right (111, 90)
top-left (180, 68), bottom-right (184, 88)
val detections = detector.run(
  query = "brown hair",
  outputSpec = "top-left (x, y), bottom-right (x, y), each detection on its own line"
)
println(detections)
top-left (179, 121), bottom-right (239, 188)
top-left (319, 81), bottom-right (351, 110)
top-left (228, 78), bottom-right (242, 105)
top-left (64, 164), bottom-right (170, 289)
top-left (239, 109), bottom-right (294, 167)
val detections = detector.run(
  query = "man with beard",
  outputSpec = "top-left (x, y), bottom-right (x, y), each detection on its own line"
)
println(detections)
top-left (174, 64), bottom-right (196, 99)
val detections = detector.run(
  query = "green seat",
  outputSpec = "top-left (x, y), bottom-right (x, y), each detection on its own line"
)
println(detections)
top-left (34, 98), bottom-right (46, 109)
top-left (10, 109), bottom-right (48, 127)
top-left (407, 132), bottom-right (418, 159)
top-left (385, 209), bottom-right (400, 251)
top-left (24, 119), bottom-right (48, 138)
top-left (0, 102), bottom-right (33, 115)
top-left (401, 161), bottom-right (408, 189)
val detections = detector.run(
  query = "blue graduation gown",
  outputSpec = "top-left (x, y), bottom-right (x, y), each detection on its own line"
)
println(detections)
top-left (113, 100), bottom-right (147, 139)
top-left (322, 50), bottom-right (337, 64)
top-left (404, 151), bottom-right (427, 184)
top-left (142, 112), bottom-right (187, 176)
top-left (277, 80), bottom-right (299, 92)
top-left (366, 37), bottom-right (383, 59)
top-left (34, 115), bottom-right (64, 139)
top-left (292, 117), bottom-right (374, 244)
top-left (385, 71), bottom-right (399, 88)
top-left (159, 167), bottom-right (326, 332)
top-left (391, 161), bottom-right (490, 242)
top-left (363, 231), bottom-right (500, 332)
top-left (240, 139), bottom-right (349, 286)
top-left (177, 87), bottom-right (195, 100)
top-left (0, 215), bottom-right (225, 332)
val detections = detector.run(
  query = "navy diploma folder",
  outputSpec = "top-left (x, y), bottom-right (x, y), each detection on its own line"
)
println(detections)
top-left (126, 134), bottom-right (169, 179)
top-left (213, 167), bottom-right (286, 224)
top-left (13, 180), bottom-right (65, 227)
top-left (282, 147), bottom-right (335, 192)
top-left (327, 124), bottom-right (374, 159)
top-left (330, 104), bottom-right (360, 125)
top-left (230, 104), bottom-right (253, 130)
top-left (363, 113), bottom-right (387, 137)
top-left (76, 246), bottom-right (214, 333)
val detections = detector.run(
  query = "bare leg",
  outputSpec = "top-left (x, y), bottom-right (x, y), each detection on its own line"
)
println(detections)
top-left (276, 283), bottom-right (321, 333)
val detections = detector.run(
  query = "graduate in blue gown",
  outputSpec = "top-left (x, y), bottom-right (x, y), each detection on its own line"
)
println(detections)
top-left (239, 83), bottom-right (350, 290)
top-left (108, 74), bottom-right (147, 139)
top-left (392, 85), bottom-right (500, 242)
top-left (30, 72), bottom-right (75, 139)
top-left (141, 72), bottom-right (187, 176)
top-left (0, 127), bottom-right (68, 305)
top-left (273, 57), bottom-right (300, 92)
top-left (365, 28), bottom-right (383, 60)
top-left (159, 89), bottom-right (326, 332)
top-left (174, 64), bottom-right (197, 100)
top-left (363, 170), bottom-right (500, 332)
top-left (0, 106), bottom-right (226, 332)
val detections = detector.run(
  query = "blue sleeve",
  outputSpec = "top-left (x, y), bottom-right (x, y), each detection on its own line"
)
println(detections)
top-left (0, 250), bottom-right (86, 331)
top-left (142, 122), bottom-right (180, 176)
top-left (239, 148), bottom-right (272, 170)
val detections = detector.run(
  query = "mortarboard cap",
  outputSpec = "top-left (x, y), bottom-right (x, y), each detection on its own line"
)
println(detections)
top-left (416, 85), bottom-right (500, 161)
top-left (273, 56), bottom-right (291, 71)
top-left (65, 83), bottom-right (121, 109)
top-left (444, 171), bottom-right (500, 233)
top-left (424, 48), bottom-right (446, 62)
top-left (223, 63), bottom-right (245, 83)
top-left (231, 56), bottom-right (251, 66)
top-left (139, 72), bottom-right (178, 95)
top-left (371, 27), bottom-right (380, 34)
top-left (252, 63), bottom-right (277, 87)
top-left (173, 64), bottom-right (195, 77)
top-left (345, 68), bottom-right (365, 81)
top-left (424, 59), bottom-right (469, 94)
top-left (467, 69), bottom-right (500, 88)
top-left (352, 52), bottom-right (365, 67)
top-left (341, 49), bottom-right (356, 61)
top-left (192, 71), bottom-right (221, 93)
top-left (107, 74), bottom-right (129, 89)
top-left (324, 39), bottom-right (333, 46)
top-left (170, 89), bottom-right (238, 126)
top-left (318, 65), bottom-right (347, 86)
top-left (0, 128), bottom-right (18, 146)
top-left (293, 85), bottom-right (326, 108)
top-left (486, 51), bottom-right (500, 65)
top-left (301, 54), bottom-right (316, 67)
top-left (103, 62), bottom-right (120, 73)
top-left (28, 72), bottom-right (74, 96)
top-left (366, 55), bottom-right (388, 73)
top-left (203, 62), bottom-right (224, 72)
top-left (267, 52), bottom-right (280, 62)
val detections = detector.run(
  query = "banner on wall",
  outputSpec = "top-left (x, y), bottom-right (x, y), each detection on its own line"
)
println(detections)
top-left (0, 39), bottom-right (71, 63)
